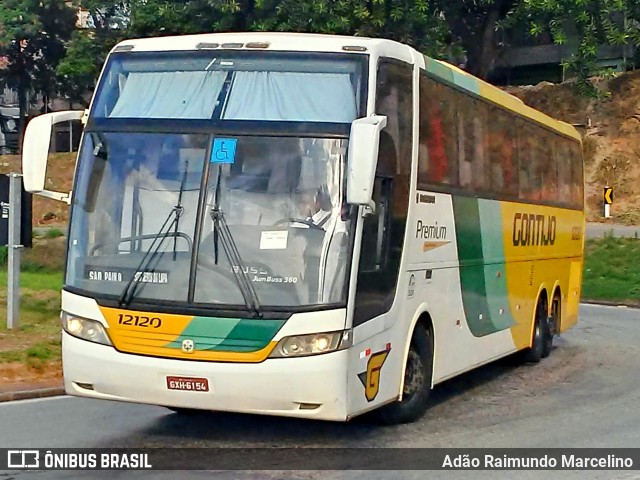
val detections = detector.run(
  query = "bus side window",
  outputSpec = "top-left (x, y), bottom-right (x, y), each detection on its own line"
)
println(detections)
top-left (517, 120), bottom-right (541, 201)
top-left (556, 137), bottom-right (571, 205)
top-left (489, 107), bottom-right (505, 194)
top-left (502, 111), bottom-right (518, 196)
top-left (376, 60), bottom-right (413, 177)
top-left (359, 177), bottom-right (392, 272)
top-left (457, 95), bottom-right (473, 188)
top-left (541, 130), bottom-right (558, 202)
top-left (570, 142), bottom-right (584, 208)
top-left (418, 75), bottom-right (457, 187)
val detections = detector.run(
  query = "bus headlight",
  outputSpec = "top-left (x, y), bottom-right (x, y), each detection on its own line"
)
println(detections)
top-left (269, 330), bottom-right (351, 358)
top-left (61, 312), bottom-right (112, 346)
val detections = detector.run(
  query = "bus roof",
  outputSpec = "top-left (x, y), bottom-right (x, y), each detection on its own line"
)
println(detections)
top-left (112, 31), bottom-right (413, 56)
top-left (112, 32), bottom-right (581, 142)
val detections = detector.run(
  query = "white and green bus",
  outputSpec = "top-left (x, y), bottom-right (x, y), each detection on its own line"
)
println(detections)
top-left (22, 33), bottom-right (584, 423)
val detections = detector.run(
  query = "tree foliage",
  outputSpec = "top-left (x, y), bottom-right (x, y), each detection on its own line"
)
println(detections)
top-left (0, 0), bottom-right (76, 147)
top-left (505, 0), bottom-right (640, 95)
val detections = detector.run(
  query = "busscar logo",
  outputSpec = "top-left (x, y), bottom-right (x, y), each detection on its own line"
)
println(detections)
top-left (8, 450), bottom-right (40, 468)
top-left (181, 339), bottom-right (195, 353)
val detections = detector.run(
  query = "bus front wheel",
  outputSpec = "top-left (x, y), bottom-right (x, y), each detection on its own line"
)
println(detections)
top-left (377, 324), bottom-right (433, 424)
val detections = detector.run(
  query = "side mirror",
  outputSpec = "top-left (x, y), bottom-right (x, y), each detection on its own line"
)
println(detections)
top-left (22, 110), bottom-right (84, 203)
top-left (346, 115), bottom-right (387, 210)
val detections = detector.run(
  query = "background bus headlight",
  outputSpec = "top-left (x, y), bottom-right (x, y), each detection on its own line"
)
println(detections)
top-left (269, 330), bottom-right (351, 358)
top-left (61, 312), bottom-right (112, 346)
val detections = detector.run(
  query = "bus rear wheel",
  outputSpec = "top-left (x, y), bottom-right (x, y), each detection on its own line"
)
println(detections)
top-left (377, 324), bottom-right (433, 424)
top-left (524, 296), bottom-right (551, 363)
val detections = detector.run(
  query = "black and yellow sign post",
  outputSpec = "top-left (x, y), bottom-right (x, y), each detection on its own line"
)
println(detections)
top-left (603, 186), bottom-right (614, 218)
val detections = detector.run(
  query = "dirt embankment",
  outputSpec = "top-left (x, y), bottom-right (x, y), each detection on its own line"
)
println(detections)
top-left (508, 71), bottom-right (640, 224)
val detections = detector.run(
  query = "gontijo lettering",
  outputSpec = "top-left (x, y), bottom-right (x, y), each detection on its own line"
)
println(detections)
top-left (512, 213), bottom-right (556, 246)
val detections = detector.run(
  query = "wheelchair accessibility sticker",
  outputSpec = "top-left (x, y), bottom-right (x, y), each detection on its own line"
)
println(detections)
top-left (211, 138), bottom-right (238, 163)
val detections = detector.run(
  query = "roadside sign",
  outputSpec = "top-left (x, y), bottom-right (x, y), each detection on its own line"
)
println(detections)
top-left (603, 187), bottom-right (614, 205)
top-left (0, 175), bottom-right (32, 247)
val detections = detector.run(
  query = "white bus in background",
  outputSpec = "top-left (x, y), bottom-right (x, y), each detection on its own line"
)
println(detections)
top-left (22, 33), bottom-right (584, 423)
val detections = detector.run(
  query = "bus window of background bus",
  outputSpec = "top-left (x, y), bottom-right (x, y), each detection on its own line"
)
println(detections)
top-left (418, 75), bottom-right (458, 188)
top-left (354, 60), bottom-right (412, 326)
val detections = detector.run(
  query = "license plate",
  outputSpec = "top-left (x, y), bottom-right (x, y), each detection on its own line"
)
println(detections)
top-left (166, 376), bottom-right (209, 392)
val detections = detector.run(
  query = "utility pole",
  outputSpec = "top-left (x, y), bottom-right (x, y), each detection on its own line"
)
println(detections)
top-left (7, 173), bottom-right (22, 329)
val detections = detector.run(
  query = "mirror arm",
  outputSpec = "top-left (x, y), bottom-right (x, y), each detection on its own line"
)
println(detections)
top-left (37, 190), bottom-right (72, 205)
top-left (361, 200), bottom-right (376, 217)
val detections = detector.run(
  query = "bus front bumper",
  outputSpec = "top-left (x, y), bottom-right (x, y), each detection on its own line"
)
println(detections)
top-left (62, 331), bottom-right (349, 421)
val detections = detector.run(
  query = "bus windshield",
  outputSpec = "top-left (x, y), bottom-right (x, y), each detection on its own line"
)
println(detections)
top-left (66, 131), bottom-right (352, 310)
top-left (91, 50), bottom-right (366, 122)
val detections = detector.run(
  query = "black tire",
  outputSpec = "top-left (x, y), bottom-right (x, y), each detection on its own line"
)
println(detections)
top-left (165, 407), bottom-right (202, 415)
top-left (543, 294), bottom-right (560, 358)
top-left (377, 324), bottom-right (433, 424)
top-left (524, 296), bottom-right (551, 363)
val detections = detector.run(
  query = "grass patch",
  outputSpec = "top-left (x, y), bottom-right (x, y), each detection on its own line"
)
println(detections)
top-left (0, 271), bottom-right (63, 291)
top-left (582, 236), bottom-right (640, 303)
top-left (43, 228), bottom-right (65, 239)
top-left (0, 238), bottom-right (64, 368)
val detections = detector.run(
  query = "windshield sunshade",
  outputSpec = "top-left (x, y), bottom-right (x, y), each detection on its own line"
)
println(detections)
top-left (92, 51), bottom-right (366, 122)
top-left (110, 71), bottom-right (227, 119)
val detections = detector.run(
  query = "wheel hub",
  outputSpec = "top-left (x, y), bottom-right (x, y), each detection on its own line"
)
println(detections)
top-left (403, 349), bottom-right (424, 398)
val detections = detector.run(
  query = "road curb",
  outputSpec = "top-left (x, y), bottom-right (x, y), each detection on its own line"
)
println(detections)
top-left (0, 386), bottom-right (65, 403)
top-left (582, 299), bottom-right (640, 309)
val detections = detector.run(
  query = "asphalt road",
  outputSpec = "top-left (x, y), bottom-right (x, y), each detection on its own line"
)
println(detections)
top-left (2, 303), bottom-right (640, 480)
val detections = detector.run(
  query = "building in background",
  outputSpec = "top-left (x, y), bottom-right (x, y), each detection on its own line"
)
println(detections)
top-left (491, 14), bottom-right (635, 85)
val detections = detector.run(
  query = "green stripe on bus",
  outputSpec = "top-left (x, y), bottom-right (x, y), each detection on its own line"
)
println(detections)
top-left (452, 70), bottom-right (479, 95)
top-left (215, 319), bottom-right (286, 351)
top-left (165, 317), bottom-right (285, 352)
top-left (425, 57), bottom-right (454, 83)
top-left (478, 200), bottom-right (516, 332)
top-left (453, 196), bottom-right (492, 337)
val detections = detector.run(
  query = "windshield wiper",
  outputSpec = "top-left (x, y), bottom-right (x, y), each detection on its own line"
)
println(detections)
top-left (173, 158), bottom-right (188, 261)
top-left (118, 205), bottom-right (183, 308)
top-left (209, 165), bottom-right (262, 319)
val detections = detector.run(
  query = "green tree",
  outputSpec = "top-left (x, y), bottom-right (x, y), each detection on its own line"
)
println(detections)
top-left (125, 0), bottom-right (450, 62)
top-left (0, 0), bottom-right (76, 149)
top-left (56, 31), bottom-right (101, 107)
top-left (253, 0), bottom-right (449, 57)
top-left (56, 0), bottom-right (129, 107)
top-left (433, 0), bottom-right (516, 79)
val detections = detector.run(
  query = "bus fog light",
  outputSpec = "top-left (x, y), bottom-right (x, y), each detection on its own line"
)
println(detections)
top-left (270, 330), bottom-right (351, 358)
top-left (62, 312), bottom-right (112, 346)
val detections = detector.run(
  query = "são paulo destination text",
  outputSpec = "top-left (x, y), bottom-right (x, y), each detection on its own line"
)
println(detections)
top-left (443, 454), bottom-right (633, 469)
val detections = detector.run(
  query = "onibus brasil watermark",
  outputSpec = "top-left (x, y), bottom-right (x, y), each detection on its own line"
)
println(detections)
top-left (6, 450), bottom-right (151, 470)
